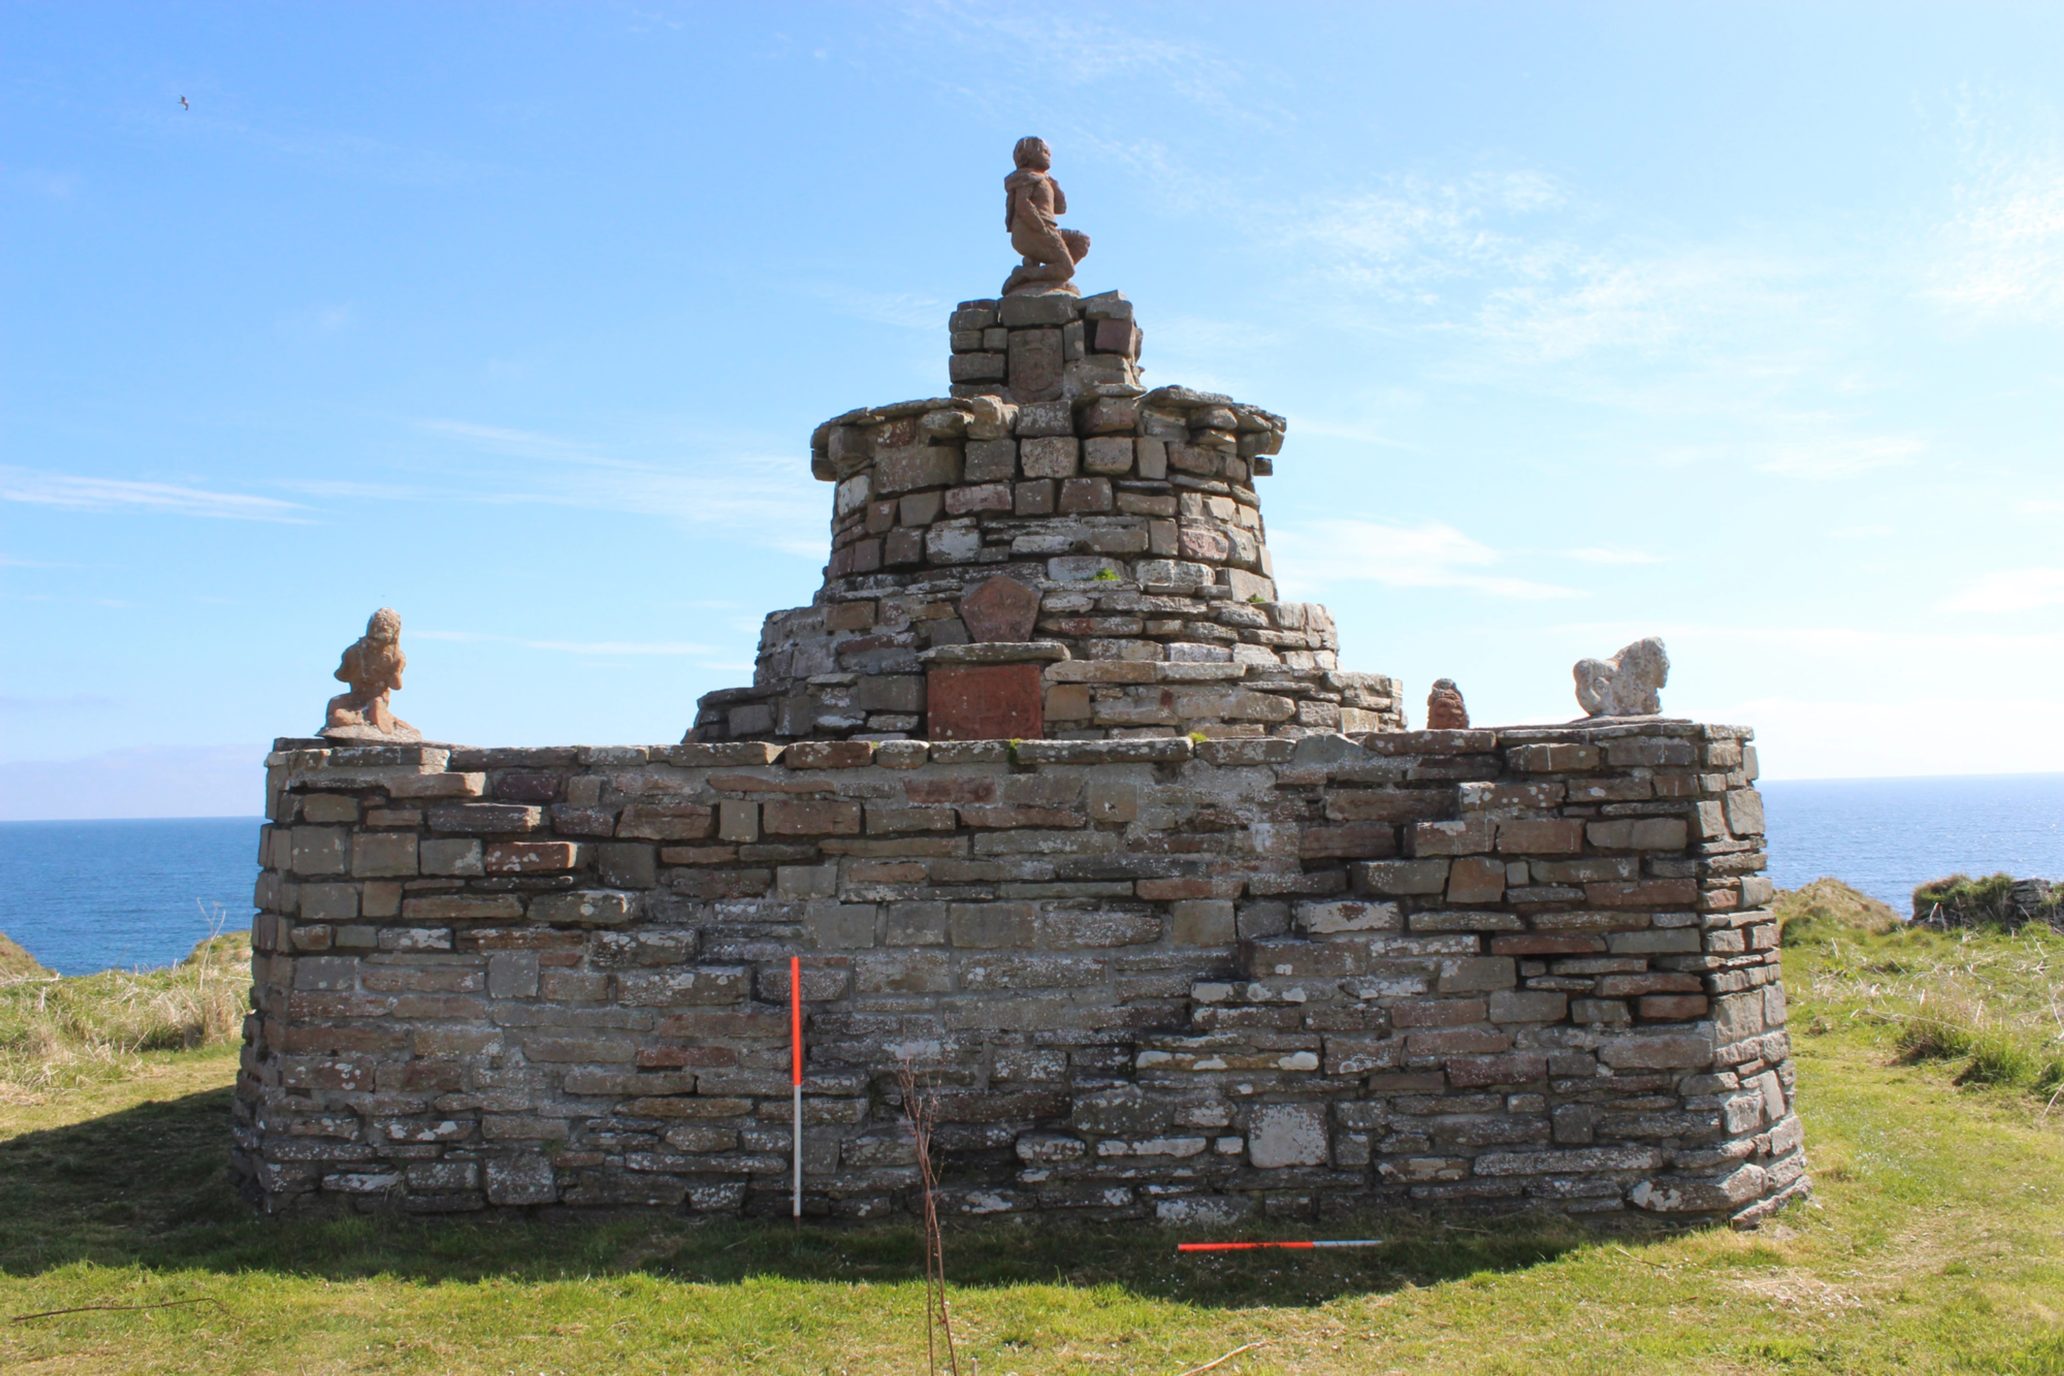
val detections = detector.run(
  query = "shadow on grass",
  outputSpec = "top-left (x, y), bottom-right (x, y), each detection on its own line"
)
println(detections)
top-left (0, 1087), bottom-right (1607, 1309)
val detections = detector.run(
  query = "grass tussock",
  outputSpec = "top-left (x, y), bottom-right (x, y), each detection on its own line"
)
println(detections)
top-left (0, 928), bottom-right (251, 1105)
top-left (0, 933), bottom-right (50, 983)
top-left (1912, 870), bottom-right (2063, 928)
top-left (1781, 879), bottom-right (2064, 1111)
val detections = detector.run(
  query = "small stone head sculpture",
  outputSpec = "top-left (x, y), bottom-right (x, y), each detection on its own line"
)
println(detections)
top-left (1425, 678), bottom-right (1470, 730)
top-left (364, 607), bottom-right (401, 645)
top-left (1012, 136), bottom-right (1052, 172)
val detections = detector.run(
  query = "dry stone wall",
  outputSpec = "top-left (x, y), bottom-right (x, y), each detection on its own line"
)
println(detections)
top-left (690, 292), bottom-right (1402, 744)
top-left (234, 720), bottom-right (1806, 1227)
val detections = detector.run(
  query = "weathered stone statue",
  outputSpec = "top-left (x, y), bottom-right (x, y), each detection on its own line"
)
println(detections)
top-left (1002, 136), bottom-right (1090, 297)
top-left (323, 608), bottom-right (420, 742)
top-left (1425, 678), bottom-right (1470, 729)
top-left (1573, 636), bottom-right (1670, 717)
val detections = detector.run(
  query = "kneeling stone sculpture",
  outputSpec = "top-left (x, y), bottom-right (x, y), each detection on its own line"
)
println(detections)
top-left (322, 608), bottom-right (420, 743)
top-left (237, 144), bottom-right (1803, 1231)
top-left (1575, 636), bottom-right (1670, 718)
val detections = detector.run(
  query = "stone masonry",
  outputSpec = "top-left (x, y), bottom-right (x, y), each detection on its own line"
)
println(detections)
top-left (689, 292), bottom-right (1402, 745)
top-left (234, 285), bottom-right (1806, 1228)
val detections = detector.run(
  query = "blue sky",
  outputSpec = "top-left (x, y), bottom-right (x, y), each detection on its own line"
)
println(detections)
top-left (3, 1), bottom-right (2062, 818)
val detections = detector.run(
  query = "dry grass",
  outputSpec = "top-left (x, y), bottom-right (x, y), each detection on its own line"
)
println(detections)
top-left (0, 928), bottom-right (251, 1105)
top-left (1779, 879), bottom-right (2064, 1110)
top-left (0, 933), bottom-right (50, 983)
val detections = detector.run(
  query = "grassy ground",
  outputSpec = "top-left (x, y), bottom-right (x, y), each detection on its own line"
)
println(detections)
top-left (1781, 878), bottom-right (2064, 1107)
top-left (0, 931), bottom-right (250, 1106)
top-left (2, 886), bottom-right (2061, 1375)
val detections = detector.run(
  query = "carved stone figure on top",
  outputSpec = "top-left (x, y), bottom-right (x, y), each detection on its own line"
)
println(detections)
top-left (1573, 636), bottom-right (1670, 718)
top-left (1002, 137), bottom-right (1091, 297)
top-left (323, 608), bottom-right (421, 742)
top-left (1425, 678), bottom-right (1470, 729)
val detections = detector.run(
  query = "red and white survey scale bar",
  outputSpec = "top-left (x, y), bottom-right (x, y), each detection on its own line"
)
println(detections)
top-left (790, 957), bottom-right (1381, 1250)
top-left (1176, 1239), bottom-right (1383, 1253)
top-left (791, 955), bottom-right (804, 1218)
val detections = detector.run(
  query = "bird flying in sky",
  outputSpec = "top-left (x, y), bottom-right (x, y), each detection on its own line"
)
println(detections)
top-left (179, 95), bottom-right (189, 111)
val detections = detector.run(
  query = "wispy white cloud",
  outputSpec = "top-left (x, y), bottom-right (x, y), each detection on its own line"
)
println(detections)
top-left (1273, 518), bottom-right (1582, 601)
top-left (1938, 567), bottom-right (2064, 615)
top-left (0, 467), bottom-right (309, 522)
top-left (1288, 172), bottom-right (1815, 373)
top-left (1476, 248), bottom-right (1800, 366)
top-left (1929, 100), bottom-right (2064, 327)
top-left (896, 1), bottom-right (1287, 127)
top-left (1291, 171), bottom-right (1572, 298)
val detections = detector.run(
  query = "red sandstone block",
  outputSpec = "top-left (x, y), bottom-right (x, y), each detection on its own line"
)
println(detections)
top-left (1446, 1052), bottom-right (1548, 1088)
top-left (1446, 856), bottom-right (1505, 904)
top-left (1595, 972), bottom-right (1703, 997)
top-left (276, 1023), bottom-right (408, 1055)
top-left (484, 840), bottom-right (583, 874)
top-left (1135, 877), bottom-right (1224, 901)
top-left (1297, 822), bottom-right (1399, 861)
top-left (616, 803), bottom-right (715, 841)
top-left (665, 868), bottom-right (774, 899)
top-left (1586, 878), bottom-right (1700, 907)
top-left (944, 482), bottom-right (1013, 515)
top-left (401, 894), bottom-right (524, 921)
top-left (657, 844), bottom-right (739, 866)
top-left (1326, 789), bottom-right (1454, 824)
top-left (1489, 933), bottom-right (1606, 956)
top-left (1057, 477), bottom-right (1113, 513)
top-left (1494, 818), bottom-right (1585, 855)
top-left (1407, 1027), bottom-right (1514, 1056)
top-left (427, 802), bottom-right (544, 833)
top-left (1412, 819), bottom-right (1493, 856)
top-left (1507, 743), bottom-right (1600, 773)
top-left (782, 741), bottom-right (875, 770)
top-left (1639, 994), bottom-right (1711, 1020)
top-left (762, 799), bottom-right (864, 836)
top-left (1389, 998), bottom-right (1488, 1027)
top-left (905, 776), bottom-right (997, 805)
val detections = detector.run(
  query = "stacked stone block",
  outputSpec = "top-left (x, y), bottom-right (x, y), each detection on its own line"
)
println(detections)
top-left (690, 292), bottom-right (1402, 744)
top-left (234, 721), bottom-right (1805, 1226)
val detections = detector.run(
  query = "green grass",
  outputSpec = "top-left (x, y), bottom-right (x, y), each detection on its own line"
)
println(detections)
top-left (2, 883), bottom-right (2062, 1374)
top-left (1780, 878), bottom-right (2064, 1106)
top-left (0, 931), bottom-right (251, 1106)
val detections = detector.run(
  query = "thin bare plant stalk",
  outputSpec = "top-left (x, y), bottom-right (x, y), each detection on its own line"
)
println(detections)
top-left (898, 1058), bottom-right (959, 1376)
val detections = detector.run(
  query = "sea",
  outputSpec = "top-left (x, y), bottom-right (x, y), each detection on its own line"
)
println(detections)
top-left (1, 775), bottom-right (2061, 977)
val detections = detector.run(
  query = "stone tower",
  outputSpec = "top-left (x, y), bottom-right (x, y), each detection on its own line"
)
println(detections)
top-left (689, 291), bottom-right (1404, 744)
